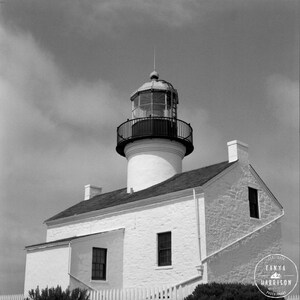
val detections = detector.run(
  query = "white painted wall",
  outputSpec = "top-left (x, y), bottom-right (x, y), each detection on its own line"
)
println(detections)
top-left (204, 163), bottom-right (282, 256)
top-left (29, 160), bottom-right (282, 290)
top-left (125, 139), bottom-right (186, 192)
top-left (207, 221), bottom-right (282, 282)
top-left (203, 161), bottom-right (283, 282)
top-left (24, 246), bottom-right (70, 296)
top-left (69, 230), bottom-right (124, 290)
top-left (47, 196), bottom-right (202, 288)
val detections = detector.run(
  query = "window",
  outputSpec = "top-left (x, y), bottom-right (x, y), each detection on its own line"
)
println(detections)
top-left (92, 248), bottom-right (107, 280)
top-left (157, 232), bottom-right (172, 266)
top-left (248, 187), bottom-right (259, 219)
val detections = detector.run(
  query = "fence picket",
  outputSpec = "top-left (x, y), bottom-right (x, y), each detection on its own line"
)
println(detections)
top-left (0, 295), bottom-right (23, 300)
top-left (5, 289), bottom-right (298, 300)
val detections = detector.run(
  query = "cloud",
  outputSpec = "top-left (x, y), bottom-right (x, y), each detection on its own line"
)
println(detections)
top-left (58, 0), bottom-right (200, 33)
top-left (3, 0), bottom-right (288, 38)
top-left (58, 0), bottom-right (295, 34)
top-left (265, 74), bottom-right (299, 129)
top-left (1, 0), bottom-right (200, 39)
top-left (0, 24), bottom-right (127, 202)
top-left (0, 20), bottom-right (127, 293)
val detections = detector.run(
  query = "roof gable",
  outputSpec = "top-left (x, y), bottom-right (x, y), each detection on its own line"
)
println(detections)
top-left (46, 160), bottom-right (236, 223)
top-left (249, 165), bottom-right (283, 209)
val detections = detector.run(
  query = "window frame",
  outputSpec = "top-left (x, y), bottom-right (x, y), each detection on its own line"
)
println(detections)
top-left (157, 231), bottom-right (172, 267)
top-left (248, 187), bottom-right (260, 219)
top-left (91, 247), bottom-right (107, 281)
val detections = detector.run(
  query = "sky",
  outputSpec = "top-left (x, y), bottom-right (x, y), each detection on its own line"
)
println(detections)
top-left (0, 0), bottom-right (299, 295)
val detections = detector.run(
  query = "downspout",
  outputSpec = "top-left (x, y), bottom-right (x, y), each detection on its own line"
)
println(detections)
top-left (193, 189), bottom-right (203, 273)
top-left (68, 241), bottom-right (72, 276)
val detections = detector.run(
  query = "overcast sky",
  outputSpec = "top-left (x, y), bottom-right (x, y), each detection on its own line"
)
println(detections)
top-left (0, 0), bottom-right (299, 295)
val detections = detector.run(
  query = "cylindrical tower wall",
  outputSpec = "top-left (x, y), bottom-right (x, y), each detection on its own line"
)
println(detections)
top-left (124, 139), bottom-right (186, 193)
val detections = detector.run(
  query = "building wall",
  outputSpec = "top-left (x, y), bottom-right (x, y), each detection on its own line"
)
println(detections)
top-left (47, 196), bottom-right (203, 288)
top-left (42, 161), bottom-right (283, 288)
top-left (69, 230), bottom-right (124, 290)
top-left (24, 245), bottom-right (70, 296)
top-left (207, 221), bottom-right (282, 282)
top-left (204, 162), bottom-right (283, 256)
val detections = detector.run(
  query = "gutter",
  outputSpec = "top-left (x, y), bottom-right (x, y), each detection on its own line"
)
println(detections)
top-left (46, 162), bottom-right (237, 227)
top-left (45, 188), bottom-right (195, 227)
top-left (202, 212), bottom-right (284, 262)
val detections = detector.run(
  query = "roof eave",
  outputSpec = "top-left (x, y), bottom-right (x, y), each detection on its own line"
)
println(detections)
top-left (45, 160), bottom-right (236, 227)
top-left (25, 228), bottom-right (125, 251)
top-left (45, 186), bottom-right (204, 227)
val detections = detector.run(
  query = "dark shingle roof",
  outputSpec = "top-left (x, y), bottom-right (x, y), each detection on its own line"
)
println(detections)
top-left (46, 160), bottom-right (235, 223)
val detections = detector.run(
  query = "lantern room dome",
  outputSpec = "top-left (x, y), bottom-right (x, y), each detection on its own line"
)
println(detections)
top-left (130, 71), bottom-right (178, 102)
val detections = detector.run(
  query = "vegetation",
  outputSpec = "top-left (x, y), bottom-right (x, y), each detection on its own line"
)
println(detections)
top-left (184, 282), bottom-right (285, 300)
top-left (26, 286), bottom-right (89, 300)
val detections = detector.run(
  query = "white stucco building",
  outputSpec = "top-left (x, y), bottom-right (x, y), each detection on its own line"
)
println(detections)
top-left (24, 71), bottom-right (283, 294)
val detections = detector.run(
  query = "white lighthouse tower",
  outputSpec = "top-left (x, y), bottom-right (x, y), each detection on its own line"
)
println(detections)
top-left (116, 71), bottom-right (194, 193)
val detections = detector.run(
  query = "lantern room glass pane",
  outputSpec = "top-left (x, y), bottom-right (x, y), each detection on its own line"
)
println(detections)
top-left (153, 92), bottom-right (165, 104)
top-left (133, 108), bottom-right (145, 118)
top-left (140, 93), bottom-right (151, 105)
top-left (133, 95), bottom-right (139, 108)
top-left (131, 90), bottom-right (178, 119)
top-left (166, 92), bottom-right (172, 108)
top-left (152, 104), bottom-right (165, 117)
top-left (140, 104), bottom-right (151, 117)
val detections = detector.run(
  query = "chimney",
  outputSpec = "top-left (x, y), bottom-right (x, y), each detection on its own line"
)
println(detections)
top-left (227, 140), bottom-right (249, 164)
top-left (84, 184), bottom-right (102, 200)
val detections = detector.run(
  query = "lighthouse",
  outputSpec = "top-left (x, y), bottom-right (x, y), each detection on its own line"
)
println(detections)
top-left (116, 70), bottom-right (194, 193)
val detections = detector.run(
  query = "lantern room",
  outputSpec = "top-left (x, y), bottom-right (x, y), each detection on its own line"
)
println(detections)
top-left (116, 71), bottom-right (194, 158)
top-left (130, 71), bottom-right (178, 119)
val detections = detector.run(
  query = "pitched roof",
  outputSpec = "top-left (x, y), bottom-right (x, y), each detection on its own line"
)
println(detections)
top-left (46, 160), bottom-right (236, 223)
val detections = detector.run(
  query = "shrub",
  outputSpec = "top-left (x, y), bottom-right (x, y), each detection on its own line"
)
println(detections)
top-left (184, 282), bottom-right (285, 300)
top-left (26, 286), bottom-right (89, 300)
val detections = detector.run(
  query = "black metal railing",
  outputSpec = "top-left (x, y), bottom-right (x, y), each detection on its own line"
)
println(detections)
top-left (116, 117), bottom-right (193, 157)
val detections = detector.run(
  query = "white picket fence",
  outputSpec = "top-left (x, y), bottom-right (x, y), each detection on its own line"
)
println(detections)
top-left (0, 285), bottom-right (195, 300)
top-left (0, 292), bottom-right (299, 300)
top-left (287, 295), bottom-right (300, 300)
top-left (89, 289), bottom-right (300, 300)
top-left (0, 295), bottom-right (24, 300)
top-left (89, 284), bottom-right (195, 300)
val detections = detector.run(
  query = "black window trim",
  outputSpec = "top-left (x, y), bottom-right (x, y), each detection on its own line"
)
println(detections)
top-left (157, 231), bottom-right (172, 267)
top-left (248, 187), bottom-right (260, 219)
top-left (91, 247), bottom-right (107, 281)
